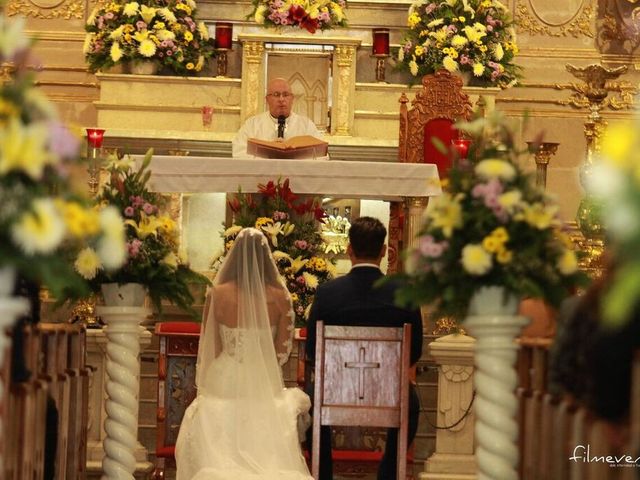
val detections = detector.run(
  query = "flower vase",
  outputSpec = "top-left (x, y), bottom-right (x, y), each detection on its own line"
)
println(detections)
top-left (0, 266), bottom-right (29, 475)
top-left (464, 286), bottom-right (529, 480)
top-left (130, 61), bottom-right (158, 75)
top-left (101, 283), bottom-right (147, 307)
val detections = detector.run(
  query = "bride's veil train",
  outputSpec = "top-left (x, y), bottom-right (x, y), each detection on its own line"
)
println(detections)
top-left (175, 228), bottom-right (312, 480)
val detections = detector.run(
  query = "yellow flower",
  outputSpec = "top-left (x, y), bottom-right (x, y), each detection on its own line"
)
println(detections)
top-left (225, 240), bottom-right (234, 251)
top-left (493, 43), bottom-right (504, 61)
top-left (195, 55), bottom-right (204, 72)
top-left (427, 193), bottom-right (463, 238)
top-left (302, 271), bottom-right (319, 289)
top-left (12, 198), bottom-right (66, 255)
top-left (458, 16), bottom-right (466, 22)
top-left (0, 117), bottom-right (52, 180)
top-left (224, 225), bottom-right (243, 238)
top-left (519, 202), bottom-right (559, 230)
top-left (158, 215), bottom-right (176, 233)
top-left (98, 206), bottom-right (126, 270)
top-left (197, 21), bottom-right (209, 40)
top-left (156, 29), bottom-right (176, 41)
top-left (472, 62), bottom-right (484, 77)
top-left (288, 256), bottom-right (309, 275)
top-left (140, 4), bottom-right (157, 23)
top-left (414, 45), bottom-right (424, 57)
top-left (123, 1), bottom-right (139, 16)
top-left (482, 235), bottom-right (500, 253)
top-left (154, 21), bottom-right (166, 30)
top-left (158, 7), bottom-right (177, 23)
top-left (138, 39), bottom-right (157, 57)
top-left (110, 42), bottom-right (123, 62)
top-left (261, 221), bottom-right (284, 247)
top-left (184, 31), bottom-right (193, 42)
top-left (491, 227), bottom-right (509, 243)
top-left (74, 247), bottom-right (102, 280)
top-left (475, 159), bottom-right (516, 181)
top-left (408, 12), bottom-right (420, 28)
top-left (442, 56), bottom-right (459, 73)
top-left (308, 257), bottom-right (327, 272)
top-left (427, 18), bottom-right (444, 28)
top-left (109, 25), bottom-right (125, 40)
top-left (496, 248), bottom-right (513, 264)
top-left (451, 35), bottom-right (468, 48)
top-left (461, 244), bottom-right (492, 275)
top-left (59, 201), bottom-right (100, 238)
top-left (186, 62), bottom-right (194, 70)
top-left (557, 249), bottom-right (578, 275)
top-left (255, 217), bottom-right (273, 228)
top-left (125, 212), bottom-right (161, 239)
top-left (409, 60), bottom-right (419, 76)
top-left (290, 293), bottom-right (299, 303)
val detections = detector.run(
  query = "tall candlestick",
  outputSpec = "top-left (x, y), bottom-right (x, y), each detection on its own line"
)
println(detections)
top-left (215, 23), bottom-right (233, 77)
top-left (372, 28), bottom-right (390, 83)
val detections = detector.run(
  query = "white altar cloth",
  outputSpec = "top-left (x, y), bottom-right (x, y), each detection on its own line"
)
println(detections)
top-left (144, 156), bottom-right (442, 200)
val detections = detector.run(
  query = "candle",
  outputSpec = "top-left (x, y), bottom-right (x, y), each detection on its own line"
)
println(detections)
top-left (452, 138), bottom-right (471, 159)
top-left (215, 23), bottom-right (233, 50)
top-left (372, 28), bottom-right (390, 56)
top-left (86, 128), bottom-right (106, 149)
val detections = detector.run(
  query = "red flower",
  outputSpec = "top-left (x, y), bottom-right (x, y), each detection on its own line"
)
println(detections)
top-left (258, 180), bottom-right (277, 198)
top-left (279, 178), bottom-right (298, 206)
top-left (228, 197), bottom-right (240, 213)
top-left (294, 198), bottom-right (314, 215)
top-left (313, 204), bottom-right (327, 223)
top-left (300, 17), bottom-right (318, 34)
top-left (289, 5), bottom-right (306, 22)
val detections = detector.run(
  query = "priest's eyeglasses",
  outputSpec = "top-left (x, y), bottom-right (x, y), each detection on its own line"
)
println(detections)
top-left (267, 92), bottom-right (293, 99)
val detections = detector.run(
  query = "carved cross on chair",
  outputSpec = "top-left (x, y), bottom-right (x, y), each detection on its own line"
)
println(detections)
top-left (344, 347), bottom-right (380, 399)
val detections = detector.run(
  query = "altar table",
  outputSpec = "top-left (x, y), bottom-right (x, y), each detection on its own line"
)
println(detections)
top-left (143, 156), bottom-right (442, 273)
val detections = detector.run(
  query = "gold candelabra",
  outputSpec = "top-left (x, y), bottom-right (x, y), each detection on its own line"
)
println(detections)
top-left (564, 63), bottom-right (627, 275)
top-left (527, 141), bottom-right (559, 189)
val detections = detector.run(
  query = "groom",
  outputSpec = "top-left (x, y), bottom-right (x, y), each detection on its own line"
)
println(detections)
top-left (306, 216), bottom-right (423, 480)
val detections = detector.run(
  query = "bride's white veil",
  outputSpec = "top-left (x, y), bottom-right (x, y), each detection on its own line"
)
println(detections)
top-left (195, 227), bottom-right (309, 474)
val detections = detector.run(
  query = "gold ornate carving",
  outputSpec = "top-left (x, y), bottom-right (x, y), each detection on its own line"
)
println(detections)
top-left (7, 0), bottom-right (84, 19)
top-left (398, 70), bottom-right (472, 164)
top-left (242, 41), bottom-right (265, 120)
top-left (598, 4), bottom-right (640, 53)
top-left (333, 45), bottom-right (354, 136)
top-left (387, 202), bottom-right (402, 274)
top-left (515, 3), bottom-right (594, 38)
top-left (243, 41), bottom-right (265, 63)
top-left (555, 66), bottom-right (636, 111)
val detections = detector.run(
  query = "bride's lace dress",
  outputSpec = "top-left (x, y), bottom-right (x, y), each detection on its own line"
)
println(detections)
top-left (175, 288), bottom-right (312, 480)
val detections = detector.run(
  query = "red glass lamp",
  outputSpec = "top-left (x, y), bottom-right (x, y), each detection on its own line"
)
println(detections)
top-left (86, 128), bottom-right (106, 196)
top-left (452, 138), bottom-right (471, 160)
top-left (372, 28), bottom-right (390, 83)
top-left (215, 22), bottom-right (233, 77)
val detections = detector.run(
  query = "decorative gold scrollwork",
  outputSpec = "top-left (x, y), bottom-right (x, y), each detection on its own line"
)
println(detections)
top-left (6, 0), bottom-right (84, 19)
top-left (515, 3), bottom-right (594, 38)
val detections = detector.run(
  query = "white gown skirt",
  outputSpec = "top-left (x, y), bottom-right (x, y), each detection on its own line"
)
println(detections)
top-left (175, 353), bottom-right (313, 480)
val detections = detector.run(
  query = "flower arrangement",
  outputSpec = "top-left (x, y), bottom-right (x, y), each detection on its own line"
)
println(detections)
top-left (220, 178), bottom-right (334, 326)
top-left (248, 0), bottom-right (347, 34)
top-left (587, 121), bottom-right (640, 327)
top-left (84, 149), bottom-right (210, 316)
top-left (395, 113), bottom-right (587, 321)
top-left (0, 16), bottom-right (127, 300)
top-left (84, 0), bottom-right (216, 76)
top-left (397, 0), bottom-right (520, 87)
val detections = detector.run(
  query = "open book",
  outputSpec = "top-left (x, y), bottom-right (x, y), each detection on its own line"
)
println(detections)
top-left (247, 135), bottom-right (329, 159)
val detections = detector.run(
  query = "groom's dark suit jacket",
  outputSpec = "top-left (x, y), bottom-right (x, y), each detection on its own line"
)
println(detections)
top-left (306, 265), bottom-right (423, 367)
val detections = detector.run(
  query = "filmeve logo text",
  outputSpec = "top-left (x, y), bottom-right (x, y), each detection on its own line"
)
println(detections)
top-left (570, 445), bottom-right (640, 467)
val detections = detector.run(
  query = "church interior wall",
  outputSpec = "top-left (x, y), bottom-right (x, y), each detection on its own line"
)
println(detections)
top-left (5, 0), bottom-right (640, 474)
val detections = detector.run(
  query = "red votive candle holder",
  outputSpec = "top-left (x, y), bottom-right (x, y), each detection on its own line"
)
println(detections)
top-left (452, 138), bottom-right (471, 159)
top-left (86, 128), bottom-right (106, 149)
top-left (372, 28), bottom-right (390, 56)
top-left (215, 22), bottom-right (233, 50)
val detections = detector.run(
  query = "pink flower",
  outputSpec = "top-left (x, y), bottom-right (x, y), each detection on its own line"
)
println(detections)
top-left (127, 239), bottom-right (142, 257)
top-left (294, 240), bottom-right (308, 250)
top-left (142, 203), bottom-right (155, 214)
top-left (104, 12), bottom-right (114, 20)
top-left (48, 122), bottom-right (80, 160)
top-left (296, 276), bottom-right (306, 285)
top-left (124, 206), bottom-right (135, 217)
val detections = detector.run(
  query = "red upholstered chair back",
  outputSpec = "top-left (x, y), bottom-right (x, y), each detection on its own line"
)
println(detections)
top-left (399, 70), bottom-right (472, 177)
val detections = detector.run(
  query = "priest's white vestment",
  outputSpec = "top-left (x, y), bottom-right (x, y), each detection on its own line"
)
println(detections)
top-left (232, 111), bottom-right (323, 158)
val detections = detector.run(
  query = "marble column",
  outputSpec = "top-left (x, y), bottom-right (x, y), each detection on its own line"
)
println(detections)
top-left (86, 322), bottom-right (153, 479)
top-left (240, 40), bottom-right (266, 122)
top-left (332, 44), bottom-right (357, 136)
top-left (421, 334), bottom-right (476, 480)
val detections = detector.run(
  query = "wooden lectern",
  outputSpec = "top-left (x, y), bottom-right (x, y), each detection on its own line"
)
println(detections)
top-left (247, 135), bottom-right (329, 159)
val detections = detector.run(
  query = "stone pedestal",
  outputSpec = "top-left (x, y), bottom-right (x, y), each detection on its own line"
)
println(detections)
top-left (86, 324), bottom-right (153, 479)
top-left (421, 334), bottom-right (477, 480)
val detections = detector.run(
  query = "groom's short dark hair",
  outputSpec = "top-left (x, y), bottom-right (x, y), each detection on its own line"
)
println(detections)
top-left (348, 216), bottom-right (386, 259)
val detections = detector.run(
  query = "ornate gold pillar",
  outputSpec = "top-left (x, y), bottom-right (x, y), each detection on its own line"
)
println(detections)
top-left (332, 44), bottom-right (357, 136)
top-left (403, 197), bottom-right (428, 251)
top-left (240, 40), bottom-right (266, 122)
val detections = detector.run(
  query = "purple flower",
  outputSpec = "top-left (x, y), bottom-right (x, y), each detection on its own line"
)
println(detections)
top-left (124, 206), bottom-right (135, 217)
top-left (48, 121), bottom-right (80, 160)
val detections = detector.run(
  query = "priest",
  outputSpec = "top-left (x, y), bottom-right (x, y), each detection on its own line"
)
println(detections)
top-left (232, 77), bottom-right (323, 158)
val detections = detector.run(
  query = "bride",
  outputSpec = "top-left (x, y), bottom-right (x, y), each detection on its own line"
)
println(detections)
top-left (175, 228), bottom-right (313, 480)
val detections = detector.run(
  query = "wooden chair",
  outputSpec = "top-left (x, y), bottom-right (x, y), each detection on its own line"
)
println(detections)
top-left (398, 70), bottom-right (472, 175)
top-left (311, 322), bottom-right (411, 480)
top-left (153, 321), bottom-right (200, 480)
